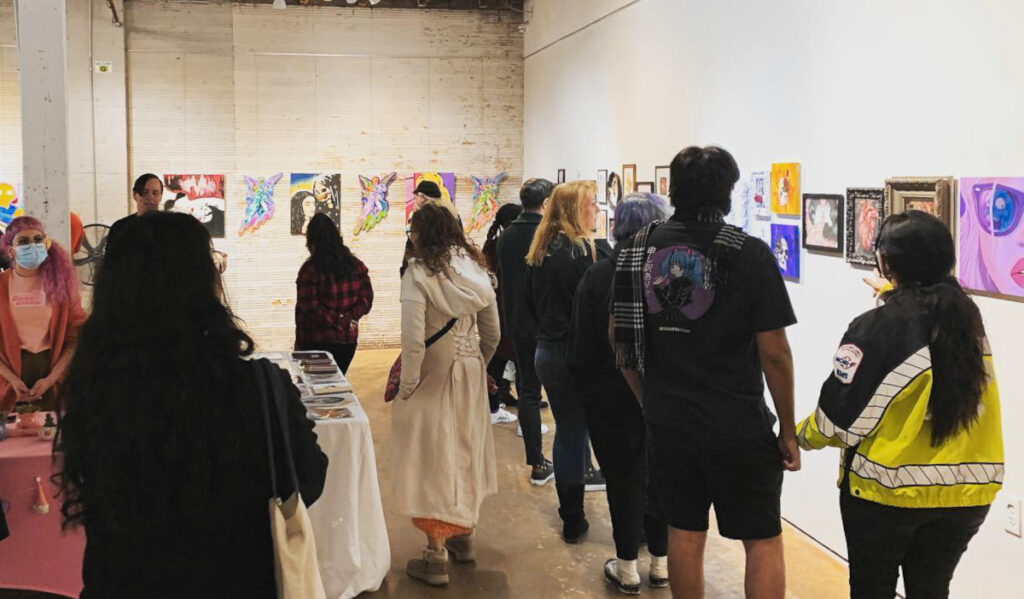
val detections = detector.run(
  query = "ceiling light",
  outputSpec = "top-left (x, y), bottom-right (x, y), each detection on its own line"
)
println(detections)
top-left (369, 0), bottom-right (381, 4)
top-left (347, 0), bottom-right (358, 3)
top-left (272, 0), bottom-right (286, 8)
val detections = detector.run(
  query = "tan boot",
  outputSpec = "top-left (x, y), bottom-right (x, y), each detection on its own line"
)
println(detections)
top-left (406, 547), bottom-right (450, 586)
top-left (445, 532), bottom-right (476, 562)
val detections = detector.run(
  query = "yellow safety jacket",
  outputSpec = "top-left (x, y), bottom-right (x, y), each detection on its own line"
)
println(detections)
top-left (797, 292), bottom-right (1004, 509)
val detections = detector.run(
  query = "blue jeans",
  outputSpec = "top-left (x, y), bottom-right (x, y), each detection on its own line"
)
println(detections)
top-left (535, 340), bottom-right (590, 498)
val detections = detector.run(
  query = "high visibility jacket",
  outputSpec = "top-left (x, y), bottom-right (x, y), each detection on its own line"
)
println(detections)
top-left (797, 292), bottom-right (1004, 509)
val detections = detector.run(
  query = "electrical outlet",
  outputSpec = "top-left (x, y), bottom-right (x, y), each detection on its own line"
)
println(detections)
top-left (1004, 493), bottom-right (1022, 538)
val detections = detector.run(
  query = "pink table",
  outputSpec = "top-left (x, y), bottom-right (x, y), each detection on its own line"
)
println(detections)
top-left (0, 435), bottom-right (85, 598)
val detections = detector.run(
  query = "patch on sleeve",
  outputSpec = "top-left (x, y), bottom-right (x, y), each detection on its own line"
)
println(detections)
top-left (833, 344), bottom-right (863, 385)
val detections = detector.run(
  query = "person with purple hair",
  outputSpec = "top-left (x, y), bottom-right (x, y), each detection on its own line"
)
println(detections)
top-left (0, 215), bottom-right (86, 412)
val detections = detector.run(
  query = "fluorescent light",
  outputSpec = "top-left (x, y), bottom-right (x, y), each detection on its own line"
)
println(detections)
top-left (272, 0), bottom-right (286, 8)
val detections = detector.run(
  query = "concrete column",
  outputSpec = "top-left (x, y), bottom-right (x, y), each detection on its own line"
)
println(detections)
top-left (15, 0), bottom-right (70, 246)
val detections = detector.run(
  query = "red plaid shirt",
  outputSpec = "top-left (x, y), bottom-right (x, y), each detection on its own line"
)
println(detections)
top-left (295, 258), bottom-right (374, 347)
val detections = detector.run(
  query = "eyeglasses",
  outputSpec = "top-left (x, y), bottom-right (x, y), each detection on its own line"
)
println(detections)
top-left (13, 234), bottom-right (46, 247)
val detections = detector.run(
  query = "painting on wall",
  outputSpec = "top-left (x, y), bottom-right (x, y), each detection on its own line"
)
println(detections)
top-left (290, 173), bottom-right (341, 236)
top-left (845, 188), bottom-right (885, 267)
top-left (771, 163), bottom-right (801, 216)
top-left (405, 172), bottom-right (456, 224)
top-left (654, 165), bottom-right (671, 197)
top-left (636, 181), bottom-right (654, 194)
top-left (0, 182), bottom-right (24, 233)
top-left (239, 173), bottom-right (282, 237)
top-left (622, 164), bottom-right (637, 193)
top-left (802, 194), bottom-right (844, 254)
top-left (959, 177), bottom-right (1024, 302)
top-left (748, 171), bottom-right (770, 219)
top-left (884, 176), bottom-right (954, 231)
top-left (163, 174), bottom-right (226, 238)
top-left (354, 172), bottom-right (397, 236)
top-left (466, 172), bottom-right (506, 233)
top-left (607, 172), bottom-right (622, 208)
top-left (557, 169), bottom-right (566, 184)
top-left (595, 209), bottom-right (609, 240)
top-left (748, 218), bottom-right (772, 246)
top-left (597, 169), bottom-right (609, 207)
top-left (771, 223), bottom-right (800, 281)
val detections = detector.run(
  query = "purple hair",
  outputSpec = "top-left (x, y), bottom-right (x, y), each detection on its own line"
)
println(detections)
top-left (613, 192), bottom-right (668, 242)
top-left (1, 216), bottom-right (81, 306)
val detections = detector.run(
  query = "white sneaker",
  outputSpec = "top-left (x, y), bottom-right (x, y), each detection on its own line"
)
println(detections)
top-left (516, 423), bottom-right (550, 437)
top-left (491, 408), bottom-right (518, 425)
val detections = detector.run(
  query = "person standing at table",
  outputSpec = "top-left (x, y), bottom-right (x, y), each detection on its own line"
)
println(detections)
top-left (392, 203), bottom-right (500, 587)
top-left (106, 173), bottom-right (163, 255)
top-left (295, 213), bottom-right (374, 374)
top-left (0, 216), bottom-right (85, 413)
top-left (57, 212), bottom-right (328, 598)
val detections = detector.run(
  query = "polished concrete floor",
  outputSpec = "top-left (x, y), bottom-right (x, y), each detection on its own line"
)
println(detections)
top-left (349, 348), bottom-right (852, 599)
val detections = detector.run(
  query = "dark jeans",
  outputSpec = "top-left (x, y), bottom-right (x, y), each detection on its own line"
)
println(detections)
top-left (840, 491), bottom-right (990, 599)
top-left (586, 380), bottom-right (668, 560)
top-left (512, 335), bottom-right (544, 466)
top-left (297, 342), bottom-right (357, 375)
top-left (486, 356), bottom-right (510, 413)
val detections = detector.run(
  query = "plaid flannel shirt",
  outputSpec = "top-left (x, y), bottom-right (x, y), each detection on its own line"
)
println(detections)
top-left (295, 258), bottom-right (374, 347)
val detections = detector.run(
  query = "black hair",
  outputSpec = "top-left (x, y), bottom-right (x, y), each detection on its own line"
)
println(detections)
top-left (306, 213), bottom-right (358, 279)
top-left (482, 203), bottom-right (523, 271)
top-left (56, 212), bottom-right (255, 532)
top-left (290, 191), bottom-right (315, 234)
top-left (519, 178), bottom-right (554, 211)
top-left (668, 146), bottom-right (740, 218)
top-left (875, 211), bottom-right (988, 446)
top-left (132, 173), bottom-right (163, 196)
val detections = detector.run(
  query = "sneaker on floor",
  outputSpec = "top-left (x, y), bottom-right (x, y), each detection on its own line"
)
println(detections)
top-left (530, 459), bottom-right (555, 486)
top-left (516, 423), bottom-right (550, 437)
top-left (649, 555), bottom-right (669, 589)
top-left (584, 466), bottom-right (606, 492)
top-left (490, 407), bottom-right (518, 425)
top-left (406, 548), bottom-right (449, 586)
top-left (604, 558), bottom-right (642, 595)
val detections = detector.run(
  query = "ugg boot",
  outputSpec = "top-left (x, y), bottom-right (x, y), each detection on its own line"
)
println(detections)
top-left (406, 547), bottom-right (450, 586)
top-left (649, 554), bottom-right (669, 588)
top-left (445, 532), bottom-right (476, 563)
top-left (603, 558), bottom-right (641, 595)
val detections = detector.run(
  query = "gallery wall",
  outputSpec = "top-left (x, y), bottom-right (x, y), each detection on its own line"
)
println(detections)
top-left (522, 0), bottom-right (1024, 595)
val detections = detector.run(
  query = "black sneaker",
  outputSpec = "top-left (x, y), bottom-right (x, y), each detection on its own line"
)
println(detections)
top-left (584, 466), bottom-right (606, 492)
top-left (603, 559), bottom-right (641, 595)
top-left (530, 459), bottom-right (554, 486)
top-left (562, 517), bottom-right (589, 544)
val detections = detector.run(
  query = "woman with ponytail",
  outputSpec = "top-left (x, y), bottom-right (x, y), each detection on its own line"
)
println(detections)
top-left (481, 203), bottom-right (522, 423)
top-left (0, 216), bottom-right (86, 412)
top-left (797, 210), bottom-right (1003, 598)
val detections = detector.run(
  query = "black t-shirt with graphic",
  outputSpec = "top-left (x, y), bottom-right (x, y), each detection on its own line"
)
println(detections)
top-left (638, 218), bottom-right (797, 439)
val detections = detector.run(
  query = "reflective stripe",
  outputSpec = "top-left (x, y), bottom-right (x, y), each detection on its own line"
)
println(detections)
top-left (851, 454), bottom-right (1004, 489)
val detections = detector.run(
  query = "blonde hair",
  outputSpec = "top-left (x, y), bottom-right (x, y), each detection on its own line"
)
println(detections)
top-left (526, 180), bottom-right (597, 266)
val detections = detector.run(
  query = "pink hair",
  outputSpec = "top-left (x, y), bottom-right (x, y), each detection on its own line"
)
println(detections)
top-left (1, 216), bottom-right (81, 307)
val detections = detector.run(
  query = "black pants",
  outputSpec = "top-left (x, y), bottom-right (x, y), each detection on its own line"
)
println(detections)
top-left (586, 380), bottom-right (668, 560)
top-left (297, 342), bottom-right (357, 375)
top-left (512, 335), bottom-right (544, 466)
top-left (486, 356), bottom-right (510, 413)
top-left (840, 491), bottom-right (989, 599)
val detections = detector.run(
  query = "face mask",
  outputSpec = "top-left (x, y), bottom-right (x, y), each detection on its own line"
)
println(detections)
top-left (15, 243), bottom-right (48, 270)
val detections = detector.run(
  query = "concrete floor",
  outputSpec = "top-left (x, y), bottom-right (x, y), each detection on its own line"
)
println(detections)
top-left (349, 348), bottom-right (852, 599)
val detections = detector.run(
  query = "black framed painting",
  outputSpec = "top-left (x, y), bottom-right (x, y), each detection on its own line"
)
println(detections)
top-left (845, 188), bottom-right (885, 266)
top-left (802, 193), bottom-right (844, 254)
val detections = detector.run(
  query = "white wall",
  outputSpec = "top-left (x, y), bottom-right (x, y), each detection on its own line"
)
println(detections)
top-left (523, 0), bottom-right (1024, 596)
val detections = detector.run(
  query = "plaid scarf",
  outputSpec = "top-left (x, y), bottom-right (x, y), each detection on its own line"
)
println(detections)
top-left (612, 217), bottom-right (746, 373)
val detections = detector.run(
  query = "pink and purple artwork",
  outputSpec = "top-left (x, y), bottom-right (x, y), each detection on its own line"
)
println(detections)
top-left (466, 172), bottom-right (505, 233)
top-left (405, 172), bottom-right (456, 224)
top-left (239, 173), bottom-right (282, 236)
top-left (354, 172), bottom-right (397, 236)
top-left (959, 177), bottom-right (1024, 301)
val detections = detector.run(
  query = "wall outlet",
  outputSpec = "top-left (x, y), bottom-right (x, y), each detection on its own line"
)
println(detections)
top-left (1004, 493), bottom-right (1022, 538)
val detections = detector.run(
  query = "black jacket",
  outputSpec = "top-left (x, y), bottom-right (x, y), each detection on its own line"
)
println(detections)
top-left (525, 234), bottom-right (611, 344)
top-left (568, 249), bottom-right (631, 399)
top-left (495, 212), bottom-right (542, 337)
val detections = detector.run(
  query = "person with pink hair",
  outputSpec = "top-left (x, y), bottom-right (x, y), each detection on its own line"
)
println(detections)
top-left (0, 216), bottom-right (86, 412)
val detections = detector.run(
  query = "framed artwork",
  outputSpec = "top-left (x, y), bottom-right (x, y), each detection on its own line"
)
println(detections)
top-left (771, 223), bottom-right (800, 281)
top-left (163, 174), bottom-right (227, 238)
top-left (771, 163), bottom-right (801, 216)
top-left (240, 173), bottom-right (283, 236)
top-left (622, 164), bottom-right (637, 193)
top-left (654, 165), bottom-right (671, 197)
top-left (404, 172), bottom-right (456, 224)
top-left (557, 169), bottom-right (566, 184)
top-left (884, 176), bottom-right (954, 231)
top-left (608, 216), bottom-right (616, 242)
top-left (959, 177), bottom-right (1024, 302)
top-left (594, 209), bottom-right (609, 240)
top-left (845, 188), bottom-right (885, 266)
top-left (748, 218), bottom-right (772, 246)
top-left (636, 181), bottom-right (654, 194)
top-left (607, 172), bottom-right (623, 208)
top-left (748, 171), bottom-right (770, 219)
top-left (597, 169), bottom-right (609, 207)
top-left (802, 194), bottom-right (844, 254)
top-left (290, 173), bottom-right (341, 236)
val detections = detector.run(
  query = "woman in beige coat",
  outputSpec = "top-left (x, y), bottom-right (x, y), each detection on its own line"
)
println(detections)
top-left (392, 203), bottom-right (500, 586)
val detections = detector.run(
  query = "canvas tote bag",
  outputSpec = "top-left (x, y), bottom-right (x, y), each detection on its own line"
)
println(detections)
top-left (255, 359), bottom-right (327, 599)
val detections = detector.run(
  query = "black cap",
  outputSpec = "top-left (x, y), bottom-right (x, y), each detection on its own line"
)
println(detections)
top-left (414, 180), bottom-right (442, 199)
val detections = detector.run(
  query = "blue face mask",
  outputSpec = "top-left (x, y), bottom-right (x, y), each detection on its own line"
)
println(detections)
top-left (15, 243), bottom-right (48, 270)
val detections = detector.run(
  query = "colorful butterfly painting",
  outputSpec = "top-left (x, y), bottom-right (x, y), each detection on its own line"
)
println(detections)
top-left (354, 172), bottom-right (397, 235)
top-left (239, 173), bottom-right (282, 236)
top-left (466, 172), bottom-right (505, 233)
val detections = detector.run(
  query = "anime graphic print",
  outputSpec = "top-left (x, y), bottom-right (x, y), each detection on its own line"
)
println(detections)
top-left (644, 246), bottom-right (715, 321)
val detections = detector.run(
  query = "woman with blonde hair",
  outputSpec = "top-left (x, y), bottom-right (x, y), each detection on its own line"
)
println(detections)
top-left (525, 180), bottom-right (610, 543)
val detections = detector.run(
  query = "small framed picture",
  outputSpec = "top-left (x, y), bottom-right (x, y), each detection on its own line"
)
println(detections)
top-left (802, 194), bottom-right (844, 254)
top-left (594, 209), bottom-right (609, 239)
top-left (845, 188), bottom-right (885, 267)
top-left (607, 172), bottom-right (622, 208)
top-left (557, 169), bottom-right (566, 184)
top-left (622, 164), bottom-right (637, 193)
top-left (597, 169), bottom-right (609, 206)
top-left (884, 176), bottom-right (954, 231)
top-left (654, 165), bottom-right (671, 196)
top-left (608, 216), bottom-right (616, 242)
top-left (636, 181), bottom-right (654, 193)
top-left (771, 223), bottom-right (801, 281)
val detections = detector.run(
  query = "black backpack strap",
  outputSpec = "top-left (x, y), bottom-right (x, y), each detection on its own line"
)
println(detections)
top-left (425, 318), bottom-right (458, 348)
top-left (256, 358), bottom-right (302, 499)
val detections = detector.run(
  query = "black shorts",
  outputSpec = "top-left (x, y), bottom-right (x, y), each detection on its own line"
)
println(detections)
top-left (646, 421), bottom-right (783, 540)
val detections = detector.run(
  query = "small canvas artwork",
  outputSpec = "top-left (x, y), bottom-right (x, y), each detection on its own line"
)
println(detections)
top-left (636, 181), bottom-right (655, 194)
top-left (163, 175), bottom-right (226, 238)
top-left (597, 170), bottom-right (609, 207)
top-left (594, 209), bottom-right (609, 240)
top-left (771, 223), bottom-right (800, 281)
top-left (0, 182), bottom-right (24, 233)
top-left (845, 188), bottom-right (885, 266)
top-left (607, 172), bottom-right (623, 208)
top-left (354, 172), bottom-right (397, 236)
top-left (239, 173), bottom-right (282, 236)
top-left (622, 164), bottom-right (637, 193)
top-left (726, 179), bottom-right (750, 231)
top-left (654, 165), bottom-right (671, 197)
top-left (959, 177), bottom-right (1024, 302)
top-left (771, 163), bottom-right (801, 216)
top-left (405, 172), bottom-right (457, 224)
top-left (747, 218), bottom-right (772, 246)
top-left (802, 194), bottom-right (844, 253)
top-left (466, 172), bottom-right (506, 233)
top-left (748, 171), bottom-right (770, 219)
top-left (290, 173), bottom-right (341, 236)
top-left (557, 169), bottom-right (566, 184)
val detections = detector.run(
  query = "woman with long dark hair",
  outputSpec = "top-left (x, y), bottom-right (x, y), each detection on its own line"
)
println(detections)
top-left (481, 203), bottom-right (522, 424)
top-left (296, 213), bottom-right (373, 373)
top-left (57, 212), bottom-right (328, 598)
top-left (798, 210), bottom-right (1003, 598)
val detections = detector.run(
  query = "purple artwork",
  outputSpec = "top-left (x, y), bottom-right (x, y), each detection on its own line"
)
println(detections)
top-left (959, 177), bottom-right (1024, 301)
top-left (771, 223), bottom-right (800, 281)
top-left (354, 172), bottom-right (396, 236)
top-left (643, 245), bottom-right (715, 320)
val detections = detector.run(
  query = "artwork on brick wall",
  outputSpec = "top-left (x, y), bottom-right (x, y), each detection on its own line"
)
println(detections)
top-left (354, 172), bottom-right (397, 236)
top-left (290, 173), bottom-right (341, 236)
top-left (466, 172), bottom-right (505, 233)
top-left (239, 173), bottom-right (282, 236)
top-left (405, 172), bottom-right (456, 224)
top-left (959, 177), bottom-right (1024, 302)
top-left (771, 223), bottom-right (800, 281)
top-left (771, 163), bottom-right (801, 216)
top-left (163, 174), bottom-right (226, 238)
top-left (0, 182), bottom-right (24, 233)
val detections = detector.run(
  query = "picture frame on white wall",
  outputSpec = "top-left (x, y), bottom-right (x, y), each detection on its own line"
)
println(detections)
top-left (802, 194), bottom-right (844, 254)
top-left (884, 176), bottom-right (954, 232)
top-left (845, 188), bottom-right (885, 267)
top-left (636, 181), bottom-right (654, 194)
top-left (654, 165), bottom-right (671, 197)
top-left (607, 172), bottom-right (622, 208)
top-left (622, 164), bottom-right (637, 193)
top-left (597, 169), bottom-right (609, 207)
top-left (557, 169), bottom-right (566, 184)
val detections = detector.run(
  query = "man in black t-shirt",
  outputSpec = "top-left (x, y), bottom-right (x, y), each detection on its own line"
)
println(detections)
top-left (613, 146), bottom-right (800, 597)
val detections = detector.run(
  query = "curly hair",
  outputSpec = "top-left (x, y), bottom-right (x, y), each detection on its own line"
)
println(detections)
top-left (408, 202), bottom-right (486, 277)
top-left (1, 215), bottom-right (80, 306)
